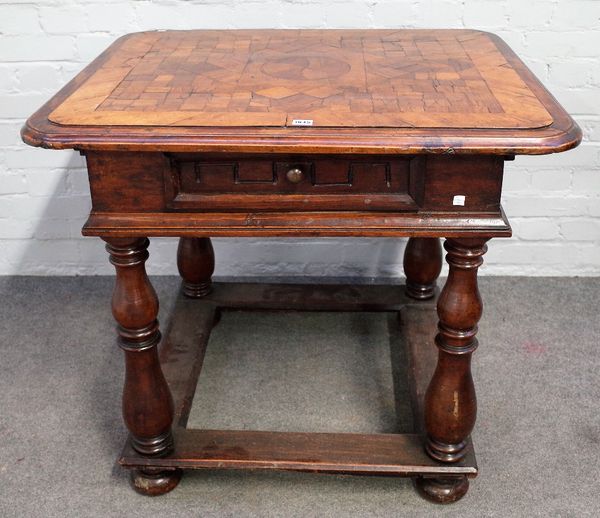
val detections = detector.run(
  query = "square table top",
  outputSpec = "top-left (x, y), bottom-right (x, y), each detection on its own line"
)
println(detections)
top-left (22, 29), bottom-right (580, 155)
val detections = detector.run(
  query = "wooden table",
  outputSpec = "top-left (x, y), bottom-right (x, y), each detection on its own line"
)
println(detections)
top-left (22, 29), bottom-right (580, 504)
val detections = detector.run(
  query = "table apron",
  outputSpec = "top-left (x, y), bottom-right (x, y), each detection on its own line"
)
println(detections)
top-left (82, 151), bottom-right (511, 237)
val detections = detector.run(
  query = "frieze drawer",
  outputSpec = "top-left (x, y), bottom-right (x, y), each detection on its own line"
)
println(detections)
top-left (164, 155), bottom-right (420, 212)
top-left (85, 152), bottom-right (503, 215)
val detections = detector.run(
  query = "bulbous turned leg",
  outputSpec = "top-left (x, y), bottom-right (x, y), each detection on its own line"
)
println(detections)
top-left (177, 237), bottom-right (215, 298)
top-left (104, 237), bottom-right (181, 496)
top-left (419, 237), bottom-right (489, 503)
top-left (403, 238), bottom-right (442, 300)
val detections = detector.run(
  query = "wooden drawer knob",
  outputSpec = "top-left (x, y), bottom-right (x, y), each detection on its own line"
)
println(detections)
top-left (286, 167), bottom-right (304, 184)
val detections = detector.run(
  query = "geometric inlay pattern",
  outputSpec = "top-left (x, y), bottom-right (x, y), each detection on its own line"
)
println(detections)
top-left (49, 29), bottom-right (553, 129)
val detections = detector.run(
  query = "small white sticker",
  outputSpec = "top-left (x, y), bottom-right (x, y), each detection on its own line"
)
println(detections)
top-left (291, 119), bottom-right (313, 126)
top-left (453, 195), bottom-right (466, 206)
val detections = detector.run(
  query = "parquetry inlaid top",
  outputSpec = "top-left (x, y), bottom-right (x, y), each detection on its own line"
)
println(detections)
top-left (23, 29), bottom-right (581, 154)
top-left (49, 29), bottom-right (552, 129)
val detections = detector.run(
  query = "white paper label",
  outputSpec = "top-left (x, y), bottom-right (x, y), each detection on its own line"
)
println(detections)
top-left (453, 195), bottom-right (466, 206)
top-left (291, 119), bottom-right (314, 126)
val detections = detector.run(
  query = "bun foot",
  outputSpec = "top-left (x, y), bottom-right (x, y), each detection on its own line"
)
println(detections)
top-left (130, 468), bottom-right (182, 496)
top-left (415, 476), bottom-right (469, 504)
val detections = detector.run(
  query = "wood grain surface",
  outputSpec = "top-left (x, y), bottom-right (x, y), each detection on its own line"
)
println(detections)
top-left (82, 210), bottom-right (512, 238)
top-left (49, 29), bottom-right (552, 129)
top-left (119, 283), bottom-right (477, 480)
top-left (120, 428), bottom-right (477, 477)
top-left (22, 29), bottom-right (580, 154)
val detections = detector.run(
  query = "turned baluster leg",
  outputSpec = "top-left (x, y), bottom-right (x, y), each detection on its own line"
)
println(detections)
top-left (403, 237), bottom-right (442, 300)
top-left (104, 237), bottom-right (181, 496)
top-left (416, 238), bottom-right (488, 504)
top-left (177, 237), bottom-right (215, 298)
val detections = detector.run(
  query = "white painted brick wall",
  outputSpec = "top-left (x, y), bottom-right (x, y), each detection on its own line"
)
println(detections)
top-left (1, 0), bottom-right (599, 277)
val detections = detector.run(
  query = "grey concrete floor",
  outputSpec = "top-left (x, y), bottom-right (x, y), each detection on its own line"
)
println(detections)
top-left (0, 276), bottom-right (598, 517)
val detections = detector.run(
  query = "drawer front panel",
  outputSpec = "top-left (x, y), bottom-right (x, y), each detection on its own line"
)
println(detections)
top-left (165, 155), bottom-right (418, 212)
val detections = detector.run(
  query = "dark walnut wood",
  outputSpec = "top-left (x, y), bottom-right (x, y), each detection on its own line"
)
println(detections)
top-left (82, 151), bottom-right (510, 238)
top-left (20, 29), bottom-right (581, 504)
top-left (425, 238), bottom-right (488, 463)
top-left (104, 237), bottom-right (181, 495)
top-left (165, 154), bottom-right (418, 212)
top-left (177, 237), bottom-right (215, 297)
top-left (403, 238), bottom-right (442, 299)
top-left (130, 467), bottom-right (182, 497)
top-left (121, 428), bottom-right (476, 477)
top-left (419, 238), bottom-right (487, 502)
top-left (120, 284), bottom-right (477, 483)
top-left (415, 476), bottom-right (470, 504)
